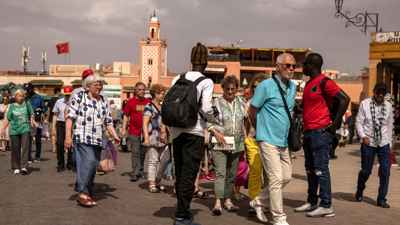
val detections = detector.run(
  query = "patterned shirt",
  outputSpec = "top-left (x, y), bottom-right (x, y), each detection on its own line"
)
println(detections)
top-left (143, 102), bottom-right (166, 148)
top-left (213, 96), bottom-right (246, 153)
top-left (67, 91), bottom-right (113, 146)
top-left (356, 97), bottom-right (393, 148)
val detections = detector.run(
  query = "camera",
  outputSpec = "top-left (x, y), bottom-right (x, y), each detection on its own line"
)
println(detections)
top-left (34, 108), bottom-right (43, 122)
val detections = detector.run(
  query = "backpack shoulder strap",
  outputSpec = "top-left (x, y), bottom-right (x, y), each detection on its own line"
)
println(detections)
top-left (193, 75), bottom-right (207, 87)
top-left (320, 76), bottom-right (330, 103)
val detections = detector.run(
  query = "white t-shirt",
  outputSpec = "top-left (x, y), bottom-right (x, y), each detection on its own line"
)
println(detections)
top-left (169, 71), bottom-right (215, 139)
top-left (53, 98), bottom-right (68, 122)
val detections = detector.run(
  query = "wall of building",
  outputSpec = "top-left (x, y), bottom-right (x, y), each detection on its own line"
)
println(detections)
top-left (336, 80), bottom-right (364, 104)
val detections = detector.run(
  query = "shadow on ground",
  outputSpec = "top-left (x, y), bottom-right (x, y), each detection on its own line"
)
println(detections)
top-left (332, 192), bottom-right (376, 206)
top-left (68, 183), bottom-right (118, 202)
top-left (153, 207), bottom-right (201, 219)
top-left (292, 173), bottom-right (307, 181)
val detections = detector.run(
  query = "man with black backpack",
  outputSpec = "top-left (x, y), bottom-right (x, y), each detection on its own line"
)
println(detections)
top-left (162, 43), bottom-right (223, 225)
top-left (295, 53), bottom-right (349, 217)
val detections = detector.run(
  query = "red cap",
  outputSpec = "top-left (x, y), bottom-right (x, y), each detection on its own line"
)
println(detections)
top-left (81, 69), bottom-right (94, 80)
top-left (63, 86), bottom-right (73, 95)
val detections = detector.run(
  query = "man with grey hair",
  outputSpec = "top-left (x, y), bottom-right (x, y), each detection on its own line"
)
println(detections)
top-left (248, 53), bottom-right (297, 225)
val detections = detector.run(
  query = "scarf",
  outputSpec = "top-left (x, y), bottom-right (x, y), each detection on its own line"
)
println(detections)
top-left (369, 98), bottom-right (386, 146)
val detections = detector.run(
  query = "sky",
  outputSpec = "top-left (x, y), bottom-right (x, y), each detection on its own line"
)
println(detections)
top-left (0, 0), bottom-right (399, 75)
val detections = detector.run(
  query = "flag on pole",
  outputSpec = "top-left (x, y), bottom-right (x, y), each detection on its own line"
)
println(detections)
top-left (56, 42), bottom-right (69, 54)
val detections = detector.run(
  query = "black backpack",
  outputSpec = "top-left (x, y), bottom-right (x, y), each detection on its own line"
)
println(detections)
top-left (161, 73), bottom-right (207, 128)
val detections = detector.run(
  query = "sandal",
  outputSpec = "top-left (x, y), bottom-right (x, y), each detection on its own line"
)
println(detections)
top-left (87, 196), bottom-right (97, 206)
top-left (212, 206), bottom-right (222, 216)
top-left (193, 190), bottom-right (208, 199)
top-left (149, 184), bottom-right (160, 193)
top-left (224, 202), bottom-right (239, 212)
top-left (157, 184), bottom-right (166, 192)
top-left (77, 195), bottom-right (95, 207)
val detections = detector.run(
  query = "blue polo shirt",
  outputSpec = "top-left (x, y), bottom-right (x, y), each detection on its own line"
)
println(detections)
top-left (250, 76), bottom-right (296, 147)
top-left (28, 93), bottom-right (45, 112)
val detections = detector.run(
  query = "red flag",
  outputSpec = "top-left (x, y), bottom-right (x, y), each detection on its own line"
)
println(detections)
top-left (56, 42), bottom-right (69, 54)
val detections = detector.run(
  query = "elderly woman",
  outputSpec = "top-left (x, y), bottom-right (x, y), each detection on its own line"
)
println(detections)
top-left (65, 74), bottom-right (120, 207)
top-left (142, 84), bottom-right (170, 193)
top-left (211, 75), bottom-right (246, 216)
top-left (1, 90), bottom-right (35, 175)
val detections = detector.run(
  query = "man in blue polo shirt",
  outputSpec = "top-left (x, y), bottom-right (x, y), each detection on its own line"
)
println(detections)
top-left (248, 53), bottom-right (297, 225)
top-left (24, 83), bottom-right (45, 162)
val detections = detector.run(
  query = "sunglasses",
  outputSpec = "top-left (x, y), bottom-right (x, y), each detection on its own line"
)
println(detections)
top-left (282, 64), bottom-right (296, 69)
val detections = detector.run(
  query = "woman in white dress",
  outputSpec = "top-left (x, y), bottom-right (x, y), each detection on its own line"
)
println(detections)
top-left (0, 95), bottom-right (10, 151)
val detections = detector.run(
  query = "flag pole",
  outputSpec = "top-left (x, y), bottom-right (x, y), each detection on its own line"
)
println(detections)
top-left (69, 51), bottom-right (71, 64)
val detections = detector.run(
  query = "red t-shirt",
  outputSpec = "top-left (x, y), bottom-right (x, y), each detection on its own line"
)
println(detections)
top-left (303, 74), bottom-right (341, 131)
top-left (123, 97), bottom-right (151, 137)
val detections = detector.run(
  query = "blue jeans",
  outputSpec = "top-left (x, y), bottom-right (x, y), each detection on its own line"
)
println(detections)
top-left (74, 143), bottom-right (102, 195)
top-left (303, 129), bottom-right (333, 208)
top-left (356, 144), bottom-right (391, 203)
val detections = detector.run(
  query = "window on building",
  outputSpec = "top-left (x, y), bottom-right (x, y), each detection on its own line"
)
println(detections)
top-left (148, 58), bottom-right (153, 65)
top-left (151, 29), bottom-right (155, 39)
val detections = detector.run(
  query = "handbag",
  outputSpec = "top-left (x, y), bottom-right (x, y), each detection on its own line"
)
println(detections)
top-left (98, 140), bottom-right (117, 172)
top-left (272, 75), bottom-right (302, 152)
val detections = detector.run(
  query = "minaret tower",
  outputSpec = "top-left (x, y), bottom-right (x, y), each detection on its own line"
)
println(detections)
top-left (139, 10), bottom-right (167, 86)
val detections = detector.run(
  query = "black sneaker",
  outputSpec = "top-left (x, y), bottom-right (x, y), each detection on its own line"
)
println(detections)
top-left (130, 175), bottom-right (138, 182)
top-left (57, 167), bottom-right (65, 172)
top-left (377, 201), bottom-right (390, 208)
top-left (248, 207), bottom-right (256, 216)
top-left (174, 217), bottom-right (200, 225)
top-left (21, 168), bottom-right (28, 175)
top-left (355, 192), bottom-right (363, 202)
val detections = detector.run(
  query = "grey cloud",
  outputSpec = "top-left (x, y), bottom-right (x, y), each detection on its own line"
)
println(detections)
top-left (1, 0), bottom-right (399, 74)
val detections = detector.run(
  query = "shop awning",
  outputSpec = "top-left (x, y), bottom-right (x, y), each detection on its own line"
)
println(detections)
top-left (205, 65), bottom-right (226, 73)
top-left (71, 79), bottom-right (82, 86)
top-left (29, 79), bottom-right (64, 86)
top-left (122, 86), bottom-right (135, 92)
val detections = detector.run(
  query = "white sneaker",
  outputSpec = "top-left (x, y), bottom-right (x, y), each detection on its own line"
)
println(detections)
top-left (273, 218), bottom-right (289, 225)
top-left (249, 200), bottom-right (268, 223)
top-left (306, 206), bottom-right (335, 217)
top-left (294, 202), bottom-right (318, 212)
top-left (13, 169), bottom-right (20, 174)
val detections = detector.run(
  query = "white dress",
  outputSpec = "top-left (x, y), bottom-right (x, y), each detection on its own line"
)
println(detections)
top-left (0, 104), bottom-right (9, 141)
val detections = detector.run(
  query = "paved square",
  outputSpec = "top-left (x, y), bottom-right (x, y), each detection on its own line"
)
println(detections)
top-left (0, 143), bottom-right (399, 225)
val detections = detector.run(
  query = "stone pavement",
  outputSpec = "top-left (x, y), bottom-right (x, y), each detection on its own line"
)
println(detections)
top-left (0, 142), bottom-right (399, 225)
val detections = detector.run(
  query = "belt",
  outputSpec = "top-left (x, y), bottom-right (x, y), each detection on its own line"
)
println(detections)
top-left (304, 126), bottom-right (330, 134)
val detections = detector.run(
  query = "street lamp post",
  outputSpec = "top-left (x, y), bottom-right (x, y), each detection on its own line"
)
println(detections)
top-left (334, 0), bottom-right (381, 34)
top-left (21, 46), bottom-right (30, 73)
top-left (41, 51), bottom-right (47, 74)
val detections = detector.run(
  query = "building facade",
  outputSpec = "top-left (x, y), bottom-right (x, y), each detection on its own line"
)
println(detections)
top-left (0, 12), bottom-right (175, 102)
top-left (369, 31), bottom-right (400, 102)
top-left (205, 46), bottom-right (312, 93)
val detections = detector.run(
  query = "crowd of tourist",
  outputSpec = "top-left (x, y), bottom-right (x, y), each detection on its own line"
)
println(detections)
top-left (0, 43), bottom-right (399, 225)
